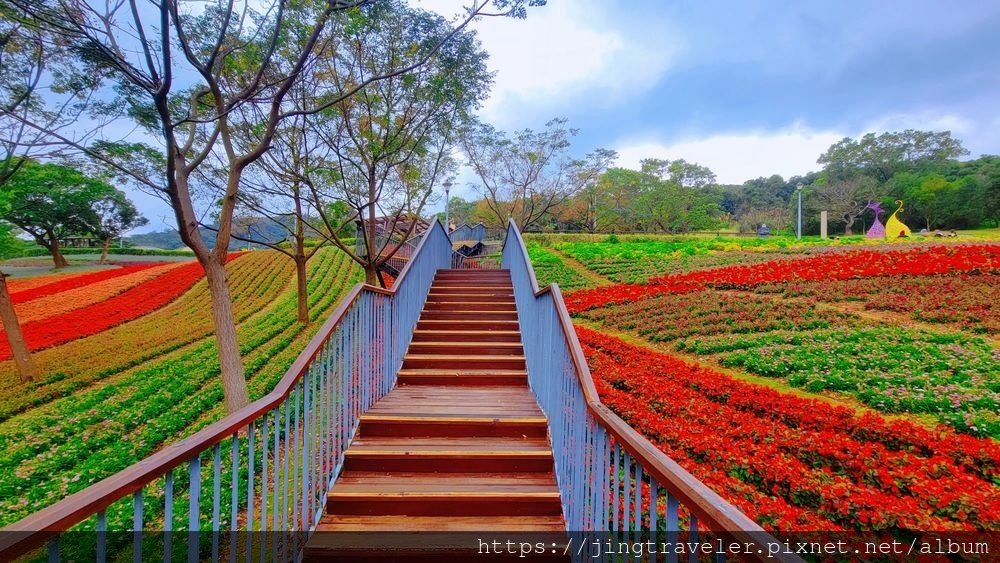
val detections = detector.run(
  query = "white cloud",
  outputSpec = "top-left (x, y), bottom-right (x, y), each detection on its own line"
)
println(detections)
top-left (613, 125), bottom-right (845, 184)
top-left (415, 0), bottom-right (681, 127)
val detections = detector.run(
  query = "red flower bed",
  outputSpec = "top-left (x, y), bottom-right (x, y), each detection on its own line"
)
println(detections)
top-left (566, 244), bottom-right (1000, 313)
top-left (577, 325), bottom-right (1000, 532)
top-left (0, 254), bottom-right (243, 359)
top-left (9, 263), bottom-right (164, 304)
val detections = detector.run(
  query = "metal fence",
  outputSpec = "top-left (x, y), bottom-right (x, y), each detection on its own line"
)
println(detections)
top-left (502, 219), bottom-right (801, 563)
top-left (0, 221), bottom-right (453, 563)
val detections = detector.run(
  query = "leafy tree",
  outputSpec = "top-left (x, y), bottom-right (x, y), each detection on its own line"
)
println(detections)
top-left (1, 160), bottom-right (114, 267)
top-left (818, 130), bottom-right (968, 184)
top-left (463, 117), bottom-right (616, 230)
top-left (809, 175), bottom-right (877, 235)
top-left (93, 190), bottom-right (147, 262)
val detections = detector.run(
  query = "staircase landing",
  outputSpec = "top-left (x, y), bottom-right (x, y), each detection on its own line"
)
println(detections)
top-left (304, 269), bottom-right (568, 561)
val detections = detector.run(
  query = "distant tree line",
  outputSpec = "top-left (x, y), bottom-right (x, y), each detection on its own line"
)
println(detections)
top-left (446, 127), bottom-right (999, 236)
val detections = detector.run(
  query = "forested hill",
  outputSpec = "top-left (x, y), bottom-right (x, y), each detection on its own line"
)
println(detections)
top-left (127, 223), bottom-right (291, 250)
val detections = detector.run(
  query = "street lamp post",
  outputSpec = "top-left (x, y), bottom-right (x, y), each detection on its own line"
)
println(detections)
top-left (796, 183), bottom-right (804, 240)
top-left (443, 181), bottom-right (452, 234)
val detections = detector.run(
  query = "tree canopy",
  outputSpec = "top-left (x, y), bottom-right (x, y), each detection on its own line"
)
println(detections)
top-left (1, 160), bottom-right (118, 267)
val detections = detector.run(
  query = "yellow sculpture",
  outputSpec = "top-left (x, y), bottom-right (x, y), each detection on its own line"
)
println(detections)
top-left (885, 200), bottom-right (912, 240)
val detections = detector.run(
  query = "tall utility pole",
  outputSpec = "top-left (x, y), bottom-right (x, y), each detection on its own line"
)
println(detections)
top-left (796, 183), bottom-right (804, 239)
top-left (443, 181), bottom-right (452, 235)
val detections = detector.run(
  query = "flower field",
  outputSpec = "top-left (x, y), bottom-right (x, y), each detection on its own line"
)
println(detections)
top-left (0, 255), bottom-right (244, 360)
top-left (572, 244), bottom-right (1000, 438)
top-left (0, 248), bottom-right (362, 525)
top-left (525, 241), bottom-right (597, 290)
top-left (754, 273), bottom-right (999, 335)
top-left (579, 326), bottom-right (1000, 533)
top-left (9, 262), bottom-right (185, 323)
top-left (550, 236), bottom-right (844, 284)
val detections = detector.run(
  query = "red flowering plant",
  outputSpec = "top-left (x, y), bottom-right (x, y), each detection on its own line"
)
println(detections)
top-left (577, 325), bottom-right (1000, 534)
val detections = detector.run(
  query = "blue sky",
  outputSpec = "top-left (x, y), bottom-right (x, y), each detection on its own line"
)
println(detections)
top-left (133, 0), bottom-right (1000, 231)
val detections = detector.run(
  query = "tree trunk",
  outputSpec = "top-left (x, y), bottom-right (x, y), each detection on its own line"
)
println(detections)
top-left (46, 232), bottom-right (70, 269)
top-left (99, 237), bottom-right (112, 264)
top-left (203, 258), bottom-right (249, 412)
top-left (0, 273), bottom-right (38, 382)
top-left (294, 254), bottom-right (309, 324)
top-left (364, 266), bottom-right (378, 286)
top-left (293, 198), bottom-right (310, 324)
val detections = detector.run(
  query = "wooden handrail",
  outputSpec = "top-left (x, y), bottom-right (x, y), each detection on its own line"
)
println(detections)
top-left (0, 219), bottom-right (450, 559)
top-left (504, 219), bottom-right (802, 563)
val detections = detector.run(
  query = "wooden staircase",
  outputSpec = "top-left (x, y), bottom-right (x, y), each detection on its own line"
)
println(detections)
top-left (304, 269), bottom-right (569, 561)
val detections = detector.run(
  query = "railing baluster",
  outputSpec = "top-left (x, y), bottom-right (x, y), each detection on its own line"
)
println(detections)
top-left (650, 476), bottom-right (659, 563)
top-left (623, 451), bottom-right (632, 537)
top-left (292, 384), bottom-right (301, 554)
top-left (633, 462), bottom-right (642, 547)
top-left (302, 366), bottom-right (311, 532)
top-left (688, 514), bottom-right (698, 563)
top-left (261, 412), bottom-right (269, 563)
top-left (272, 410), bottom-right (280, 563)
top-left (164, 469), bottom-right (173, 563)
top-left (212, 444), bottom-right (221, 563)
top-left (133, 490), bottom-right (144, 563)
top-left (46, 537), bottom-right (57, 563)
top-left (229, 434), bottom-right (239, 563)
top-left (96, 510), bottom-right (106, 563)
top-left (189, 457), bottom-right (200, 563)
top-left (611, 442), bottom-right (621, 532)
top-left (282, 396), bottom-right (291, 563)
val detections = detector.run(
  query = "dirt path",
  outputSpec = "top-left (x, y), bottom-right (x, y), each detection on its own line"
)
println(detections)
top-left (549, 247), bottom-right (614, 287)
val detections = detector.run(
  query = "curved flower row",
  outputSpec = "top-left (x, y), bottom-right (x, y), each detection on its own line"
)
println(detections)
top-left (566, 244), bottom-right (1000, 313)
top-left (0, 254), bottom-right (243, 360)
top-left (577, 325), bottom-right (1000, 532)
top-left (8, 262), bottom-right (165, 303)
top-left (12, 262), bottom-right (186, 323)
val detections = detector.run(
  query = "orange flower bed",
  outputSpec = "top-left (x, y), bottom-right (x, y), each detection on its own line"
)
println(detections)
top-left (13, 262), bottom-right (186, 323)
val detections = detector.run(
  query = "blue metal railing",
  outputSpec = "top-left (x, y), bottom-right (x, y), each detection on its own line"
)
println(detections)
top-left (0, 220), bottom-right (453, 562)
top-left (449, 223), bottom-right (485, 243)
top-left (502, 219), bottom-right (800, 563)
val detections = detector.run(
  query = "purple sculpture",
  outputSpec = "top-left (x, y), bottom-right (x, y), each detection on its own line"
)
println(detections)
top-left (865, 201), bottom-right (886, 239)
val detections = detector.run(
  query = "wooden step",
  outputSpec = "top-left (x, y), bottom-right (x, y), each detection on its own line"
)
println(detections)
top-left (406, 342), bottom-right (523, 356)
top-left (434, 269), bottom-right (510, 276)
top-left (314, 513), bottom-right (566, 532)
top-left (433, 274), bottom-right (511, 282)
top-left (416, 319), bottom-right (520, 331)
top-left (366, 386), bottom-right (544, 417)
top-left (418, 310), bottom-right (518, 321)
top-left (411, 329), bottom-right (522, 342)
top-left (305, 520), bottom-right (569, 562)
top-left (402, 354), bottom-right (525, 370)
top-left (327, 474), bottom-right (562, 516)
top-left (397, 368), bottom-right (527, 386)
top-left (359, 414), bottom-right (546, 437)
top-left (429, 282), bottom-right (513, 289)
top-left (426, 292), bottom-right (515, 301)
top-left (422, 301), bottom-right (516, 311)
top-left (342, 436), bottom-right (554, 473)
